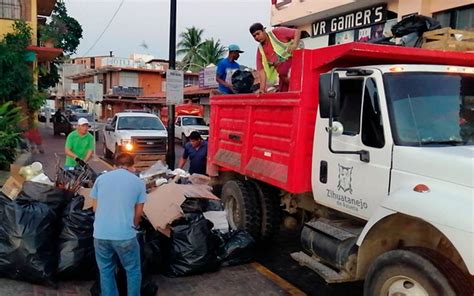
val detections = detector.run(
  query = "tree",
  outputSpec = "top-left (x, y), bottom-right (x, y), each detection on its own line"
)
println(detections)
top-left (197, 38), bottom-right (226, 67)
top-left (0, 21), bottom-right (34, 104)
top-left (38, 1), bottom-right (83, 90)
top-left (177, 26), bottom-right (204, 72)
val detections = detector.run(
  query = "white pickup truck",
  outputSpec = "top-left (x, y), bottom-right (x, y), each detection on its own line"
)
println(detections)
top-left (103, 112), bottom-right (168, 159)
top-left (174, 115), bottom-right (209, 146)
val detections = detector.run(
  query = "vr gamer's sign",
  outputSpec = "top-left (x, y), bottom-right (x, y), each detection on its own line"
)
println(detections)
top-left (312, 4), bottom-right (387, 37)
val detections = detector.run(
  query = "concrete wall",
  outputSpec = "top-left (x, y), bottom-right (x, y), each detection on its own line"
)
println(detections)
top-left (139, 72), bottom-right (163, 96)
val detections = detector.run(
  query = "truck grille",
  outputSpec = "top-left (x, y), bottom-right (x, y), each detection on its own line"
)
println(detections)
top-left (132, 137), bottom-right (167, 154)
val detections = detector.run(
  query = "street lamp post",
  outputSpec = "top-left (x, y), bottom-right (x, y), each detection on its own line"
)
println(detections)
top-left (167, 0), bottom-right (177, 169)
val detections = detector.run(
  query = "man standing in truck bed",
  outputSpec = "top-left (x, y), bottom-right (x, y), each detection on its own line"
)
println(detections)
top-left (249, 22), bottom-right (300, 93)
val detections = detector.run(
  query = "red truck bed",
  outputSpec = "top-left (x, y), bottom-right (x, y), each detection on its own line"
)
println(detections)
top-left (208, 43), bottom-right (474, 194)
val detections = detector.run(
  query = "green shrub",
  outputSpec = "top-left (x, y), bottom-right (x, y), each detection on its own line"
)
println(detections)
top-left (0, 102), bottom-right (24, 169)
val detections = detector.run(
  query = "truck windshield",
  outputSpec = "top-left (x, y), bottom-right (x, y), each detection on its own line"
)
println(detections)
top-left (384, 72), bottom-right (474, 146)
top-left (182, 117), bottom-right (206, 126)
top-left (117, 116), bottom-right (165, 130)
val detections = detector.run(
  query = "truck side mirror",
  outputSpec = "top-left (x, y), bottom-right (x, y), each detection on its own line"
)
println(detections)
top-left (319, 73), bottom-right (341, 118)
top-left (105, 125), bottom-right (114, 132)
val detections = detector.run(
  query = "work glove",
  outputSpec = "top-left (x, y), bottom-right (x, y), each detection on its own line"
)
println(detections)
top-left (75, 158), bottom-right (87, 167)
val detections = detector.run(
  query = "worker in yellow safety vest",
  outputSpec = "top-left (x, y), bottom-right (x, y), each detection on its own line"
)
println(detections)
top-left (249, 22), bottom-right (301, 93)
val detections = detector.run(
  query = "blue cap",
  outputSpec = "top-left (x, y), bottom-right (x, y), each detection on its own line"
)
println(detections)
top-left (228, 44), bottom-right (244, 53)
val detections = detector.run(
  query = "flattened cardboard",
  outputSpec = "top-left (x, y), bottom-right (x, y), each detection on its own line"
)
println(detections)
top-left (1, 165), bottom-right (26, 200)
top-left (144, 183), bottom-right (218, 236)
top-left (79, 187), bottom-right (95, 210)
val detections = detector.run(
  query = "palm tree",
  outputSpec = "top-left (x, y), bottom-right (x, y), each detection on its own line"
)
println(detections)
top-left (177, 26), bottom-right (204, 72)
top-left (197, 38), bottom-right (226, 67)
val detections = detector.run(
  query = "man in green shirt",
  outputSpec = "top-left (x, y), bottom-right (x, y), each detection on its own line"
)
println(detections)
top-left (64, 117), bottom-right (94, 169)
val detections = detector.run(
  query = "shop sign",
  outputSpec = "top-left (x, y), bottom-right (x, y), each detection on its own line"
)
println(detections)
top-left (199, 66), bottom-right (218, 88)
top-left (312, 3), bottom-right (387, 37)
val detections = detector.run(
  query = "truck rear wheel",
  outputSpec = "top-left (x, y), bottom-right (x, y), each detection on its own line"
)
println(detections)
top-left (364, 248), bottom-right (471, 296)
top-left (249, 181), bottom-right (281, 241)
top-left (221, 180), bottom-right (261, 239)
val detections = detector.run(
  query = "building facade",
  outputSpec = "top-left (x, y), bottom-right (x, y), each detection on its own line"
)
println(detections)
top-left (271, 0), bottom-right (473, 48)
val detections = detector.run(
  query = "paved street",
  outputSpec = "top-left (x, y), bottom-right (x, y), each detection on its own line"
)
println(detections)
top-left (0, 123), bottom-right (360, 296)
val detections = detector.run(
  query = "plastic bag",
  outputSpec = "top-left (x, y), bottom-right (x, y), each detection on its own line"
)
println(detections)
top-left (0, 194), bottom-right (60, 285)
top-left (168, 213), bottom-right (218, 276)
top-left (57, 195), bottom-right (96, 280)
top-left (139, 160), bottom-right (168, 180)
top-left (391, 15), bottom-right (441, 37)
top-left (232, 70), bottom-right (255, 94)
top-left (214, 230), bottom-right (255, 267)
top-left (21, 181), bottom-right (71, 213)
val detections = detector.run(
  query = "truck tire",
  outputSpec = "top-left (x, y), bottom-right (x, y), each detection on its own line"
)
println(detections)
top-left (248, 181), bottom-right (281, 241)
top-left (364, 248), bottom-right (472, 296)
top-left (221, 180), bottom-right (261, 240)
top-left (103, 140), bottom-right (112, 159)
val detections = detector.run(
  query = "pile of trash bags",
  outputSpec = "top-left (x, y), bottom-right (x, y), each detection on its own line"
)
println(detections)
top-left (0, 180), bottom-right (256, 289)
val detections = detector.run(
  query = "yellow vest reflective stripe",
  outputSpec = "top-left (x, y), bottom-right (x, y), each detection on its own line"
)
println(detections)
top-left (258, 31), bottom-right (293, 85)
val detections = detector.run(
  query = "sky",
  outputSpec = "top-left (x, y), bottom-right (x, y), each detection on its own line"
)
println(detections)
top-left (64, 0), bottom-right (271, 68)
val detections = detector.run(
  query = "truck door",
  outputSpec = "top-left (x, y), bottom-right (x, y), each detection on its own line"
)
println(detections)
top-left (313, 73), bottom-right (393, 220)
top-left (175, 117), bottom-right (182, 138)
top-left (105, 116), bottom-right (117, 151)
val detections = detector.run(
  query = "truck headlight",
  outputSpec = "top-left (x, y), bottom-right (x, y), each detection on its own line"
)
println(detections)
top-left (125, 143), bottom-right (134, 151)
top-left (121, 139), bottom-right (132, 145)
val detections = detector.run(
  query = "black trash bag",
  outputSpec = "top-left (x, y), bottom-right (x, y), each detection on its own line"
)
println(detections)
top-left (0, 194), bottom-right (60, 285)
top-left (21, 181), bottom-right (71, 213)
top-left (57, 195), bottom-right (96, 280)
top-left (232, 70), bottom-right (255, 94)
top-left (391, 15), bottom-right (441, 38)
top-left (141, 218), bottom-right (165, 274)
top-left (90, 233), bottom-right (158, 296)
top-left (181, 198), bottom-right (224, 213)
top-left (167, 213), bottom-right (219, 276)
top-left (214, 230), bottom-right (255, 267)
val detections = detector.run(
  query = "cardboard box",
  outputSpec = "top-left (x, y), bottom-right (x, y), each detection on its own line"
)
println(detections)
top-left (144, 183), bottom-right (219, 236)
top-left (1, 165), bottom-right (26, 200)
top-left (79, 187), bottom-right (95, 210)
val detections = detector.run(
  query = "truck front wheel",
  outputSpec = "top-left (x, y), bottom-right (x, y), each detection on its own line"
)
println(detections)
top-left (364, 248), bottom-right (471, 296)
top-left (221, 180), bottom-right (261, 239)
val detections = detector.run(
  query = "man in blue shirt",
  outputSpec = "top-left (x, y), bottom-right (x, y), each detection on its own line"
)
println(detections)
top-left (179, 131), bottom-right (208, 175)
top-left (91, 153), bottom-right (147, 296)
top-left (216, 44), bottom-right (244, 94)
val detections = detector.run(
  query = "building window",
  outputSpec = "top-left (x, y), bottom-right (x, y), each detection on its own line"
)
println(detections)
top-left (0, 0), bottom-right (21, 20)
top-left (433, 4), bottom-right (473, 30)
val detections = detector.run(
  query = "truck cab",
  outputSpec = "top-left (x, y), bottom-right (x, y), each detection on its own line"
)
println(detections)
top-left (175, 115), bottom-right (209, 146)
top-left (103, 112), bottom-right (168, 160)
top-left (209, 43), bottom-right (474, 295)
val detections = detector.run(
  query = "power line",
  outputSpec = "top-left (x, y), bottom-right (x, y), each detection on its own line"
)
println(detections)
top-left (81, 0), bottom-right (125, 57)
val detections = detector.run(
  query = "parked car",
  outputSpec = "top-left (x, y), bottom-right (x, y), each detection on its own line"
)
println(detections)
top-left (175, 115), bottom-right (209, 146)
top-left (53, 112), bottom-right (101, 140)
top-left (103, 112), bottom-right (167, 159)
top-left (38, 107), bottom-right (55, 122)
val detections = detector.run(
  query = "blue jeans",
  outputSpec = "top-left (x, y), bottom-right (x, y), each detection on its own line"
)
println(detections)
top-left (94, 238), bottom-right (141, 296)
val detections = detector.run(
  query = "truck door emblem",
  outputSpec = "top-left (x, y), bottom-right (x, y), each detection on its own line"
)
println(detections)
top-left (337, 164), bottom-right (353, 194)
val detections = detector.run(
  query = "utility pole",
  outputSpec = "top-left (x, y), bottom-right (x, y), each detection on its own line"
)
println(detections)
top-left (167, 0), bottom-right (177, 169)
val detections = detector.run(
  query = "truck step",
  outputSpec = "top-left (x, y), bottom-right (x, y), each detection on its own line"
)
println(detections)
top-left (290, 252), bottom-right (355, 284)
top-left (305, 218), bottom-right (363, 241)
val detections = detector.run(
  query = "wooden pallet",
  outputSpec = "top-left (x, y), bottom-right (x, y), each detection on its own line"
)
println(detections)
top-left (134, 154), bottom-right (166, 171)
top-left (422, 28), bottom-right (474, 51)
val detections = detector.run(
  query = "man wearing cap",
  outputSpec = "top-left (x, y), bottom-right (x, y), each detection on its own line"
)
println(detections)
top-left (64, 117), bottom-right (94, 169)
top-left (215, 44), bottom-right (243, 94)
top-left (249, 23), bottom-right (300, 93)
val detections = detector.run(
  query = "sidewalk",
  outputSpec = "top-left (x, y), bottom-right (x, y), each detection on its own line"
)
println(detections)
top-left (0, 123), bottom-right (300, 296)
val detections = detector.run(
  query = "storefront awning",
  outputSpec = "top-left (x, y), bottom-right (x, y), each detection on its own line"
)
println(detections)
top-left (26, 46), bottom-right (63, 62)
